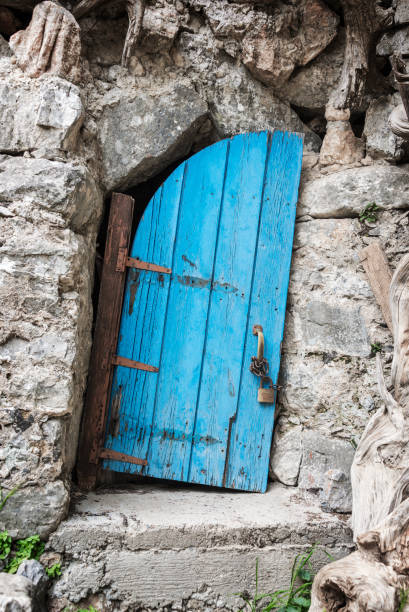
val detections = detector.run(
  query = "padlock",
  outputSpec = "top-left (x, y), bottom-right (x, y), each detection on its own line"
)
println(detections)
top-left (257, 384), bottom-right (276, 404)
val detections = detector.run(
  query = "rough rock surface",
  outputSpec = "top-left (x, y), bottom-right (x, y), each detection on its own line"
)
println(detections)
top-left (9, 1), bottom-right (81, 83)
top-left (98, 85), bottom-right (208, 191)
top-left (364, 94), bottom-right (409, 161)
top-left (17, 560), bottom-right (48, 612)
top-left (0, 154), bottom-right (102, 538)
top-left (0, 573), bottom-right (35, 612)
top-left (48, 484), bottom-right (353, 611)
top-left (228, 0), bottom-right (339, 86)
top-left (320, 120), bottom-right (364, 165)
top-left (0, 76), bottom-right (84, 153)
top-left (270, 428), bottom-right (355, 512)
top-left (275, 28), bottom-right (345, 112)
top-left (298, 164), bottom-right (409, 218)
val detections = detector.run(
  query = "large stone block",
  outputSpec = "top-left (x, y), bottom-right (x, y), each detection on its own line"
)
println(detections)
top-left (0, 77), bottom-right (84, 153)
top-left (0, 482), bottom-right (69, 539)
top-left (98, 85), bottom-right (208, 191)
top-left (271, 428), bottom-right (355, 513)
top-left (298, 164), bottom-right (409, 218)
top-left (241, 0), bottom-right (338, 86)
top-left (301, 300), bottom-right (370, 357)
top-left (299, 431), bottom-right (355, 513)
top-left (201, 61), bottom-right (321, 152)
top-left (0, 155), bottom-right (101, 231)
top-left (276, 28), bottom-right (345, 112)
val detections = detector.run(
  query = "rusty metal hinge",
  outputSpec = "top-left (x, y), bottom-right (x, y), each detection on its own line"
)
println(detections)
top-left (99, 448), bottom-right (147, 466)
top-left (116, 249), bottom-right (172, 275)
top-left (112, 355), bottom-right (159, 372)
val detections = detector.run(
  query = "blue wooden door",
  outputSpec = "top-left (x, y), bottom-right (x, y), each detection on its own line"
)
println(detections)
top-left (103, 130), bottom-right (303, 492)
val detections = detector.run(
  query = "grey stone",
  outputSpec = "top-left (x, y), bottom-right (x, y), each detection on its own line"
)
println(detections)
top-left (0, 573), bottom-right (34, 612)
top-left (299, 431), bottom-right (355, 513)
top-left (377, 25), bottom-right (409, 57)
top-left (98, 85), bottom-right (208, 191)
top-left (394, 0), bottom-right (409, 24)
top-left (240, 0), bottom-right (339, 86)
top-left (275, 28), bottom-right (345, 112)
top-left (298, 164), bottom-right (409, 218)
top-left (0, 77), bottom-right (84, 153)
top-left (35, 78), bottom-right (84, 151)
top-left (141, 2), bottom-right (183, 52)
top-left (0, 155), bottom-right (101, 231)
top-left (364, 94), bottom-right (409, 161)
top-left (269, 426), bottom-right (302, 486)
top-left (17, 561), bottom-right (48, 612)
top-left (204, 62), bottom-right (321, 152)
top-left (301, 300), bottom-right (370, 357)
top-left (0, 482), bottom-right (69, 539)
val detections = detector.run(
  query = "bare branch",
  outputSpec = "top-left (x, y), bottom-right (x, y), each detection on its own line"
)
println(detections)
top-left (121, 0), bottom-right (145, 68)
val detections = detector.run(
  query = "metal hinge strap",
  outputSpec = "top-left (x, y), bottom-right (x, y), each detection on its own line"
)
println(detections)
top-left (126, 257), bottom-right (172, 274)
top-left (99, 448), bottom-right (147, 466)
top-left (112, 355), bottom-right (159, 372)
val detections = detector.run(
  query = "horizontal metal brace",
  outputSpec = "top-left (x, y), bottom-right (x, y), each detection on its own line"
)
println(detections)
top-left (126, 257), bottom-right (172, 274)
top-left (99, 448), bottom-right (147, 466)
top-left (112, 355), bottom-right (159, 372)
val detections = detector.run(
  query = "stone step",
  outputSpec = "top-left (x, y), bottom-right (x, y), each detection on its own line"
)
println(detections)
top-left (49, 482), bottom-right (353, 611)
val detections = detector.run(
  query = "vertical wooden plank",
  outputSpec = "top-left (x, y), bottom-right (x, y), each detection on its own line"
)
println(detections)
top-left (359, 242), bottom-right (392, 331)
top-left (102, 164), bottom-right (185, 475)
top-left (77, 192), bottom-right (134, 490)
top-left (145, 139), bottom-right (230, 482)
top-left (188, 132), bottom-right (269, 486)
top-left (225, 130), bottom-right (303, 492)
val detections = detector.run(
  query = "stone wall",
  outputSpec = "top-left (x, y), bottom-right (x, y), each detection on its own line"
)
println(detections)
top-left (1, 0), bottom-right (409, 607)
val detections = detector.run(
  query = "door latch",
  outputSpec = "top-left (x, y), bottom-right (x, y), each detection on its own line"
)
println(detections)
top-left (250, 325), bottom-right (279, 404)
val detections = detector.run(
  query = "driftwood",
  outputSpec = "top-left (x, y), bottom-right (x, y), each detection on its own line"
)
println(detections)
top-left (121, 0), bottom-right (145, 67)
top-left (310, 252), bottom-right (409, 611)
top-left (329, 0), bottom-right (393, 110)
top-left (359, 242), bottom-right (393, 332)
top-left (390, 55), bottom-right (409, 139)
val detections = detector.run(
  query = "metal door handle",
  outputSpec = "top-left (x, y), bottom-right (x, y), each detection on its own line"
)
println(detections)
top-left (250, 324), bottom-right (276, 404)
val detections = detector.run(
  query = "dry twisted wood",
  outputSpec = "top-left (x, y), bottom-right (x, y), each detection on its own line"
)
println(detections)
top-left (310, 253), bottom-right (409, 611)
top-left (329, 0), bottom-right (393, 111)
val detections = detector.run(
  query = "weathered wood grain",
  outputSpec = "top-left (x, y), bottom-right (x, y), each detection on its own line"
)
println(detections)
top-left (225, 130), bottom-right (303, 492)
top-left (102, 131), bottom-right (303, 492)
top-left (359, 242), bottom-right (393, 331)
top-left (77, 193), bottom-right (134, 490)
top-left (103, 164), bottom-right (185, 475)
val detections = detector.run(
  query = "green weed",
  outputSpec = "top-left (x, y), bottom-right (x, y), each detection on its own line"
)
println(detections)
top-left (398, 589), bottom-right (409, 612)
top-left (46, 562), bottom-right (62, 579)
top-left (237, 545), bottom-right (332, 612)
top-left (359, 202), bottom-right (379, 224)
top-left (0, 486), bottom-right (19, 513)
top-left (370, 342), bottom-right (382, 355)
top-left (0, 531), bottom-right (44, 574)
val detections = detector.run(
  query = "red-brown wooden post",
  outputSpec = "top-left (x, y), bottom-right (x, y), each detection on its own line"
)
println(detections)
top-left (77, 193), bottom-right (134, 490)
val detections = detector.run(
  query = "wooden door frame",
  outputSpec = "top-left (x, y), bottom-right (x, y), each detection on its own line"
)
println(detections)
top-left (77, 192), bottom-right (135, 490)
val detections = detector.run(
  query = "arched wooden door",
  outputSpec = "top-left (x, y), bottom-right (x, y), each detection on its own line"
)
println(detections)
top-left (103, 130), bottom-right (303, 492)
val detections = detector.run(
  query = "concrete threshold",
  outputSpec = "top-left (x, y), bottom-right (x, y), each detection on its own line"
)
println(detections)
top-left (49, 482), bottom-right (353, 611)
